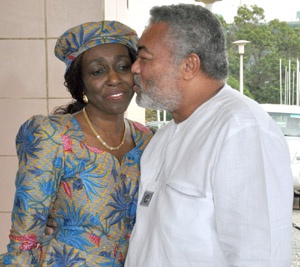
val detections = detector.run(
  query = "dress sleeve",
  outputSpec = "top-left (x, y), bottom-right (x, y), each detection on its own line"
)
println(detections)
top-left (213, 125), bottom-right (293, 266)
top-left (0, 115), bottom-right (64, 266)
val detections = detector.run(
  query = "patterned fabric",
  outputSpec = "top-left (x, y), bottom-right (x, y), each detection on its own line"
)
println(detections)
top-left (55, 21), bottom-right (138, 72)
top-left (0, 114), bottom-right (152, 267)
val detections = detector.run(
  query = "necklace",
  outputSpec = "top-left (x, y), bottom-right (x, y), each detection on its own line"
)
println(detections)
top-left (83, 107), bottom-right (126, 151)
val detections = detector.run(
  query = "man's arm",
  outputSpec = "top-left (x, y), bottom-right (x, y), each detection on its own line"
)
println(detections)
top-left (214, 126), bottom-right (293, 266)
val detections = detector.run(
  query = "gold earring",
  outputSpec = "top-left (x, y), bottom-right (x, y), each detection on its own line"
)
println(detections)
top-left (83, 93), bottom-right (89, 104)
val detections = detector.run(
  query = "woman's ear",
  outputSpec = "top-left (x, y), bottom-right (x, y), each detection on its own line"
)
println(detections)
top-left (181, 53), bottom-right (200, 80)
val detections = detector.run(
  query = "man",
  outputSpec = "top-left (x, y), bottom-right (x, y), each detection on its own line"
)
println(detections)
top-left (125, 4), bottom-right (293, 267)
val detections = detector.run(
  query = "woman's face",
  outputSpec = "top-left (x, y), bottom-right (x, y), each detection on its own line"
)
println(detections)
top-left (81, 43), bottom-right (134, 116)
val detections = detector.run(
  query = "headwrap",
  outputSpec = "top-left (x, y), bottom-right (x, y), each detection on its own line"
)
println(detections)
top-left (54, 20), bottom-right (138, 73)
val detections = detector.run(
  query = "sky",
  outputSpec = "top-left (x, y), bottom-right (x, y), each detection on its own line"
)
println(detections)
top-left (144, 0), bottom-right (300, 23)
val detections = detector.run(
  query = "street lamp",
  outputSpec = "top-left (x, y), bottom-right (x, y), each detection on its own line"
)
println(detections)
top-left (233, 40), bottom-right (250, 94)
top-left (194, 0), bottom-right (222, 11)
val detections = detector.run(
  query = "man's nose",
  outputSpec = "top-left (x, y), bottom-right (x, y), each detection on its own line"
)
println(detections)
top-left (131, 58), bottom-right (140, 74)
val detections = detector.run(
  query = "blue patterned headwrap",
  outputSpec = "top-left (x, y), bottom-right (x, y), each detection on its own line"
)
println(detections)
top-left (54, 20), bottom-right (138, 73)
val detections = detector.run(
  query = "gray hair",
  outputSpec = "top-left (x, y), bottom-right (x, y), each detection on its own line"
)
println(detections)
top-left (149, 4), bottom-right (228, 80)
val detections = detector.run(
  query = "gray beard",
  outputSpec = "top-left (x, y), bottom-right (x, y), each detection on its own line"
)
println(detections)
top-left (136, 92), bottom-right (168, 110)
top-left (136, 84), bottom-right (182, 111)
top-left (134, 71), bottom-right (182, 111)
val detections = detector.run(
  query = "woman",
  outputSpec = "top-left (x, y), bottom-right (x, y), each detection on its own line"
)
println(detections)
top-left (0, 21), bottom-right (152, 266)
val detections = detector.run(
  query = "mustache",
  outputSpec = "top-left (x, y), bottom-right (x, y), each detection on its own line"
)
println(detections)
top-left (134, 75), bottom-right (140, 86)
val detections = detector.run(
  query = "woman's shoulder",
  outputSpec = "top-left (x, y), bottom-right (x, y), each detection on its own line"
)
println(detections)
top-left (128, 120), bottom-right (152, 133)
top-left (18, 114), bottom-right (81, 137)
top-left (127, 120), bottom-right (153, 147)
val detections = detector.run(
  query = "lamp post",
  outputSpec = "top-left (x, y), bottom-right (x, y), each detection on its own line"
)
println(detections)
top-left (233, 40), bottom-right (250, 94)
top-left (194, 0), bottom-right (222, 11)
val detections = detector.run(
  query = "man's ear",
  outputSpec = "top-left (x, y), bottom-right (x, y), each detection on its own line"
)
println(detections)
top-left (181, 53), bottom-right (200, 80)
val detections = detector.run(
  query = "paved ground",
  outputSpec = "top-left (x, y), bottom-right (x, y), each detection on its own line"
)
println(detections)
top-left (292, 196), bottom-right (300, 267)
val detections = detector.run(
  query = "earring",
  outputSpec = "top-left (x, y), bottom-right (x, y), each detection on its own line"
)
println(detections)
top-left (83, 93), bottom-right (89, 104)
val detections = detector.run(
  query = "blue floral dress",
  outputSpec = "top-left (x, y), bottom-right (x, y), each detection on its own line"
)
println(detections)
top-left (0, 114), bottom-right (153, 267)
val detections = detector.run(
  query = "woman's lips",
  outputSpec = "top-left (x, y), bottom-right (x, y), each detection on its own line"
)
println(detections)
top-left (106, 91), bottom-right (125, 100)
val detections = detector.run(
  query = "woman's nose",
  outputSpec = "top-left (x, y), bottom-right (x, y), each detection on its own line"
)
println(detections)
top-left (107, 69), bottom-right (121, 84)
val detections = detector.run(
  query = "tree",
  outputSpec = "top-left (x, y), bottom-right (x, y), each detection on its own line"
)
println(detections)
top-left (226, 5), bottom-right (300, 104)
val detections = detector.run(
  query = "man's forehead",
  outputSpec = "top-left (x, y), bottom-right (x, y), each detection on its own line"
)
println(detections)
top-left (138, 23), bottom-right (168, 49)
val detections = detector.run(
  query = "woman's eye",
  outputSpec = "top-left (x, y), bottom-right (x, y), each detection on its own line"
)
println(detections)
top-left (91, 68), bottom-right (105, 76)
top-left (117, 64), bottom-right (131, 72)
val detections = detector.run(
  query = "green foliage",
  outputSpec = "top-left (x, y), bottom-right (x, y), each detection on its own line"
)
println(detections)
top-left (227, 75), bottom-right (254, 99)
top-left (145, 109), bottom-right (172, 123)
top-left (233, 5), bottom-right (265, 24)
top-left (145, 109), bottom-right (157, 123)
top-left (227, 4), bottom-right (300, 104)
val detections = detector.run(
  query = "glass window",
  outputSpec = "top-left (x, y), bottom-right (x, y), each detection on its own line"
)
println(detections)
top-left (269, 112), bottom-right (300, 137)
